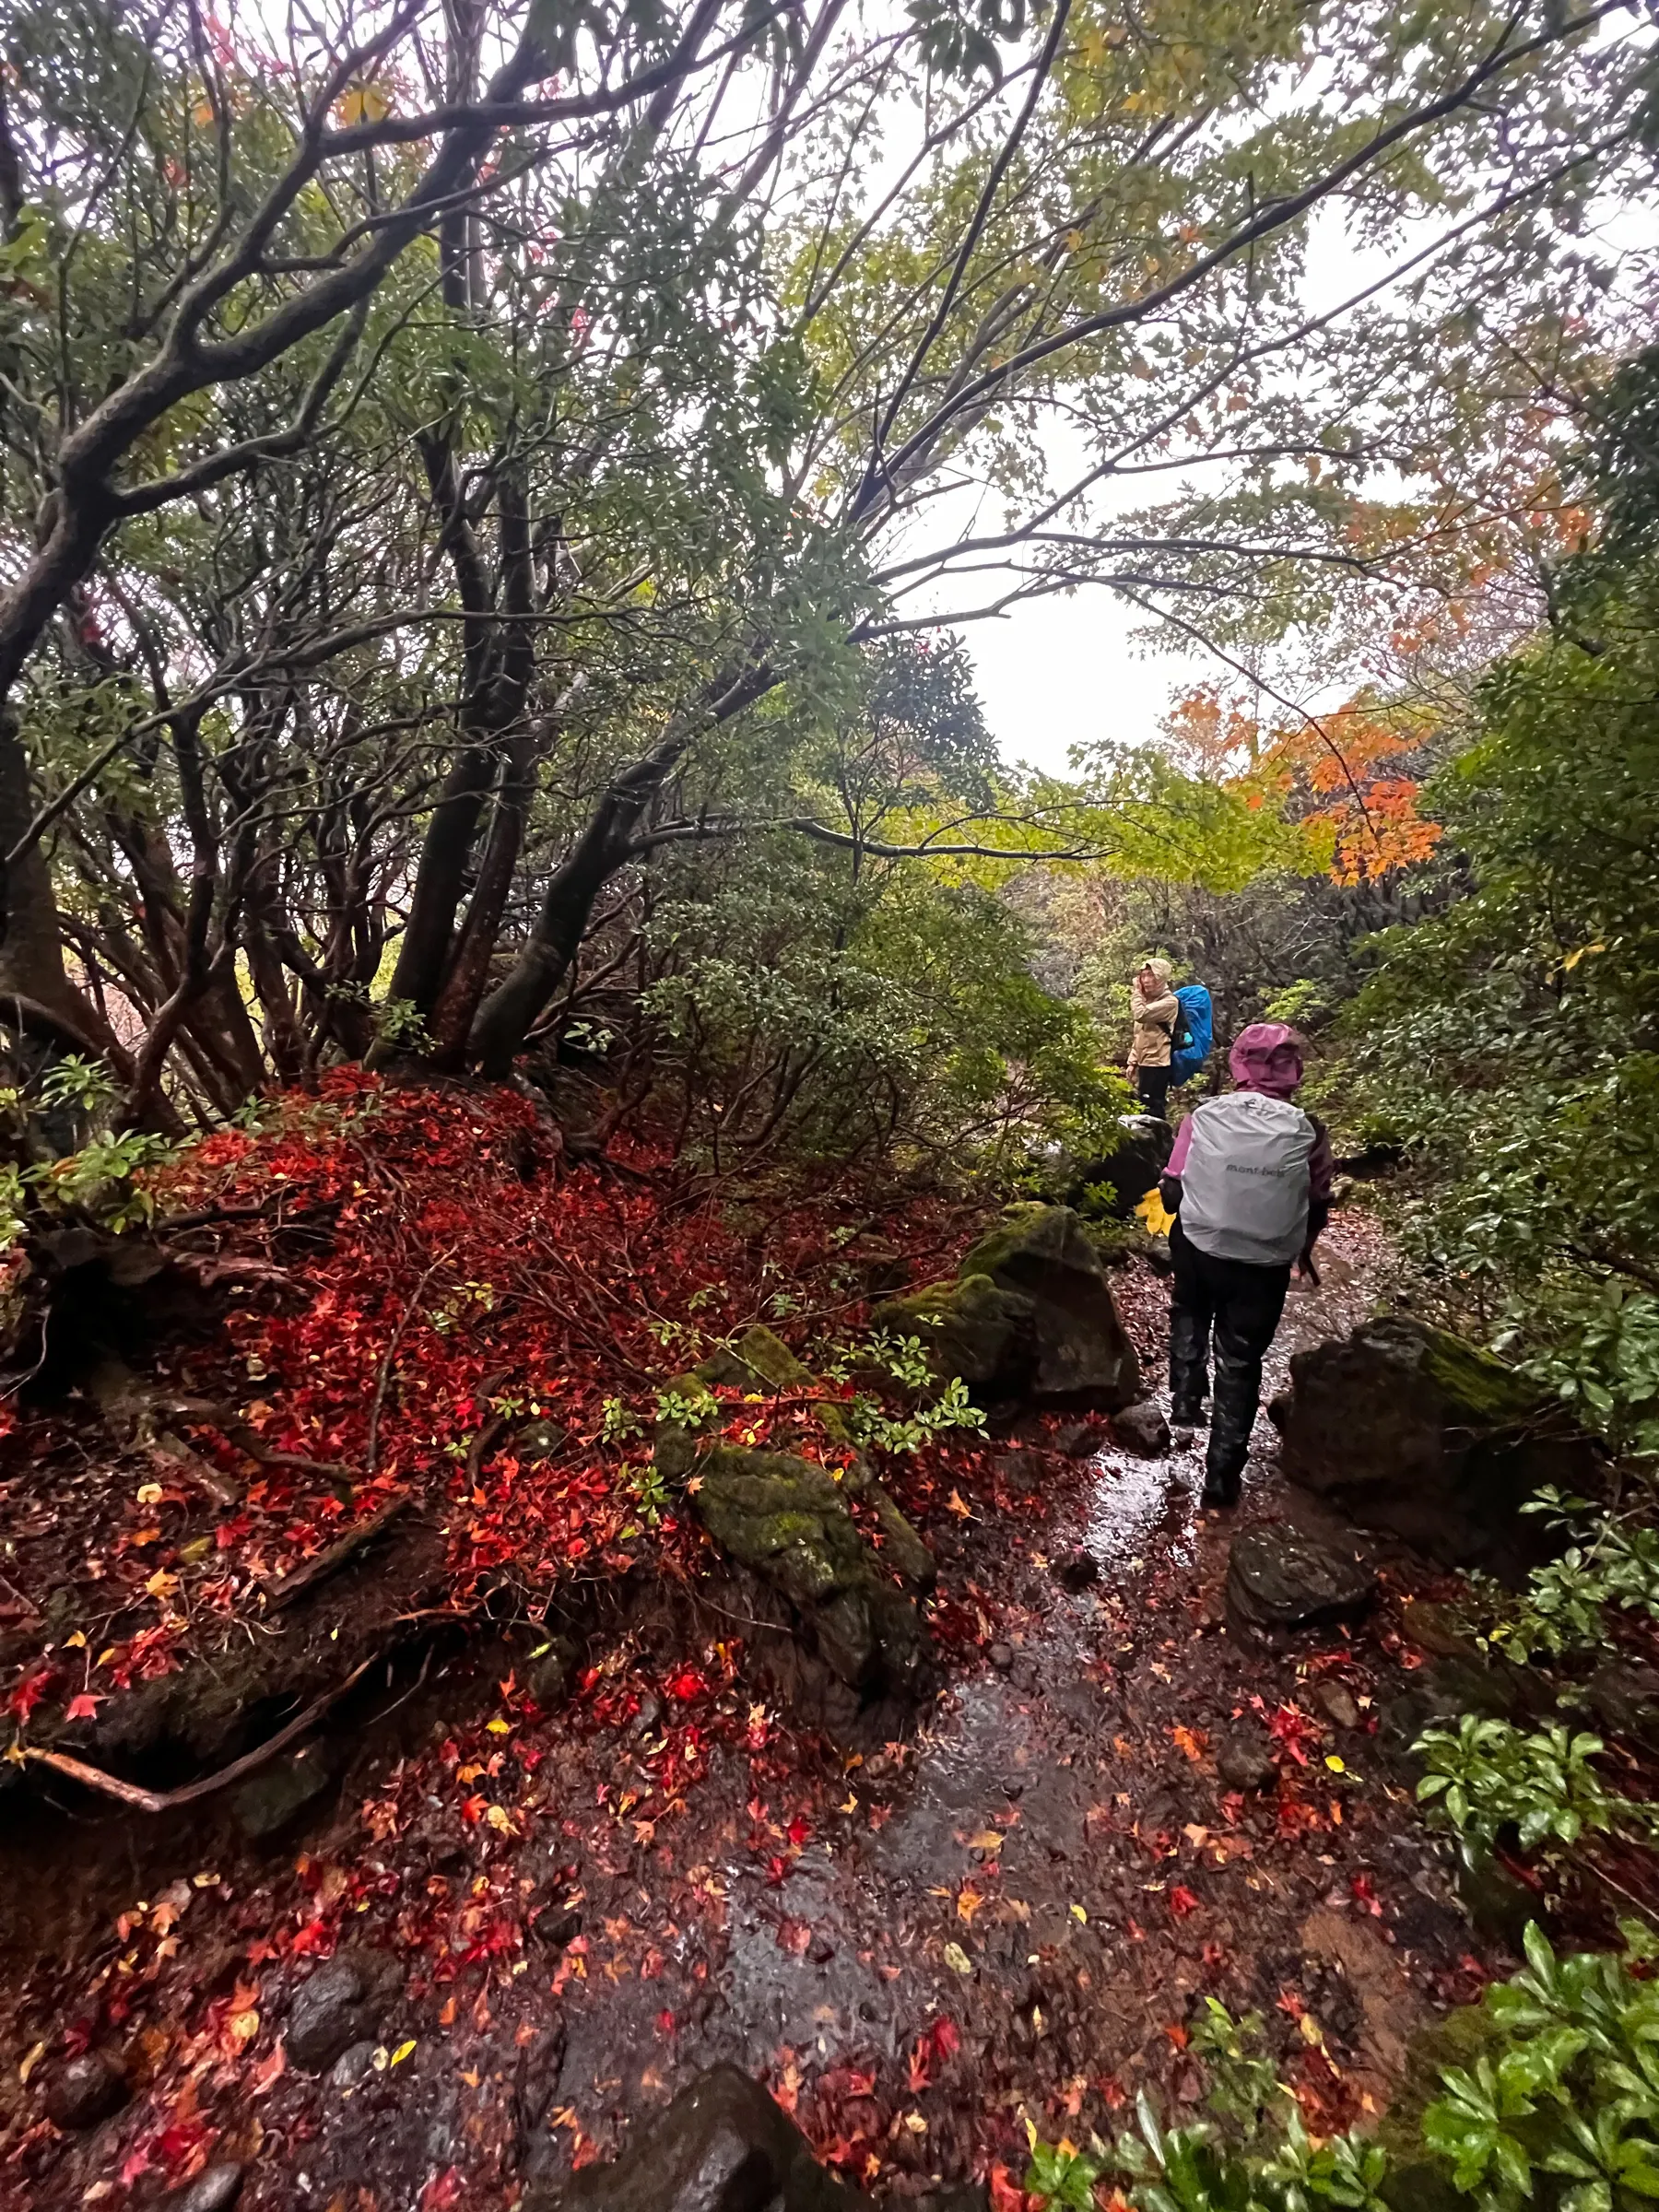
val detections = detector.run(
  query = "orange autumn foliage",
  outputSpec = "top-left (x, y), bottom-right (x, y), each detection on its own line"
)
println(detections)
top-left (1164, 684), bottom-right (1441, 886)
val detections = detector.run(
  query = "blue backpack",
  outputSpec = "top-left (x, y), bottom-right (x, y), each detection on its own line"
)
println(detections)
top-left (1169, 983), bottom-right (1214, 1085)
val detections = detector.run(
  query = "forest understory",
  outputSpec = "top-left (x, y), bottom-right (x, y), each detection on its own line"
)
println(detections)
top-left (0, 1077), bottom-right (1630, 2212)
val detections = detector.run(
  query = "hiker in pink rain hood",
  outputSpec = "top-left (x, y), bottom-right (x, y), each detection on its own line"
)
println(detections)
top-left (1158, 1023), bottom-right (1334, 1508)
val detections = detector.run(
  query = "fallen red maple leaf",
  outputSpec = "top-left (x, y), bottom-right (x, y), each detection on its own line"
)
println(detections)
top-left (988, 2163), bottom-right (1027, 2212)
top-left (1169, 1885), bottom-right (1200, 1919)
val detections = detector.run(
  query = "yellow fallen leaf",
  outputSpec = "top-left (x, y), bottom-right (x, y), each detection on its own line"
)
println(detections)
top-left (461, 2067), bottom-right (481, 2088)
top-left (485, 1804), bottom-right (513, 1833)
top-left (136, 1482), bottom-right (164, 1505)
top-left (390, 2039), bottom-right (417, 2065)
top-left (228, 2007), bottom-right (259, 2050)
top-left (965, 1830), bottom-right (1004, 1853)
top-left (486, 1718), bottom-right (512, 1735)
top-left (943, 1941), bottom-right (973, 1975)
top-left (958, 1887), bottom-right (982, 1924)
top-left (65, 1631), bottom-right (87, 1650)
top-left (1069, 1903), bottom-right (1088, 1923)
top-left (1324, 1755), bottom-right (1346, 1774)
top-left (18, 2040), bottom-right (44, 2083)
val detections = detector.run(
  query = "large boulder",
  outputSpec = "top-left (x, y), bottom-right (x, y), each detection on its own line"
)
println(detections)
top-left (691, 1449), bottom-right (932, 1702)
top-left (1270, 1316), bottom-right (1600, 1581)
top-left (1066, 1114), bottom-right (1175, 1220)
top-left (956, 1205), bottom-right (1140, 1410)
top-left (867, 1272), bottom-right (1039, 1400)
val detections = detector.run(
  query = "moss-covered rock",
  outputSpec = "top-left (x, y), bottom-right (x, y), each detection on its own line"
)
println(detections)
top-left (957, 1204), bottom-right (1140, 1411)
top-left (867, 1273), bottom-right (1039, 1400)
top-left (871, 1206), bottom-right (1140, 1411)
top-left (1270, 1315), bottom-right (1601, 1582)
top-left (850, 1477), bottom-right (936, 1591)
top-left (690, 1447), bottom-right (931, 1700)
top-left (654, 1325), bottom-right (858, 1482)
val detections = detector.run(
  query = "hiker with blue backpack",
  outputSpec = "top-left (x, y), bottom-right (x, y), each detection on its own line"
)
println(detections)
top-left (1158, 1022), bottom-right (1334, 1509)
top-left (1125, 959), bottom-right (1213, 1118)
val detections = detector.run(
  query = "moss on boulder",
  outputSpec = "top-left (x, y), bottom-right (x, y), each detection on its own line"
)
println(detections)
top-left (691, 1447), bottom-right (931, 1699)
top-left (1270, 1315), bottom-right (1601, 1582)
top-left (868, 1272), bottom-right (1039, 1400)
top-left (871, 1206), bottom-right (1140, 1411)
top-left (958, 1204), bottom-right (1140, 1411)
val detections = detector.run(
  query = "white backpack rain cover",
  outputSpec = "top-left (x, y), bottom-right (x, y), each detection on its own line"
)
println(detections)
top-left (1179, 1092), bottom-right (1316, 1266)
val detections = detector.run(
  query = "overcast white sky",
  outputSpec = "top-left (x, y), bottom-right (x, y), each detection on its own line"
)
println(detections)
top-left (919, 82), bottom-right (1658, 779)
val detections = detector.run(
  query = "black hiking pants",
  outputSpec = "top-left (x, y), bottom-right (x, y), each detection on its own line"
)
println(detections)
top-left (1136, 1065), bottom-right (1172, 1119)
top-left (1168, 1218), bottom-right (1290, 1503)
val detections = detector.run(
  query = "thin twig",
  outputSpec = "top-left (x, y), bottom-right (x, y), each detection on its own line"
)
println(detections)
top-left (261, 1490), bottom-right (411, 1612)
top-left (150, 1431), bottom-right (241, 1510)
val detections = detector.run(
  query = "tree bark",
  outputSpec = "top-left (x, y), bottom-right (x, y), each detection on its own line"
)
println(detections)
top-left (468, 663), bottom-right (773, 1076)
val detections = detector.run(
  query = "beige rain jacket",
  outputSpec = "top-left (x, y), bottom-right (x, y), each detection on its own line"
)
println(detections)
top-left (1127, 959), bottom-right (1179, 1072)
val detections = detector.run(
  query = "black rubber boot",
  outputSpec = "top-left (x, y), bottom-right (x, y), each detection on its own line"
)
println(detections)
top-left (1169, 1307), bottom-right (1209, 1428)
top-left (1203, 1343), bottom-right (1260, 1506)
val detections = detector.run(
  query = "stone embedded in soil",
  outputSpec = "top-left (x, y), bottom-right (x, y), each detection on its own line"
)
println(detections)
top-left (987, 1641), bottom-right (1015, 1673)
top-left (231, 1744), bottom-right (336, 1841)
top-left (523, 2060), bottom-right (862, 2212)
top-left (1270, 1314), bottom-right (1601, 1581)
top-left (1049, 1421), bottom-right (1105, 1458)
top-left (43, 2050), bottom-right (126, 2129)
top-left (531, 1903), bottom-right (583, 1951)
top-left (1053, 1547), bottom-right (1100, 1592)
top-left (160, 2161), bottom-right (245, 2211)
top-left (329, 2040), bottom-right (380, 2092)
top-left (1312, 1679), bottom-right (1361, 1731)
top-left (1225, 1524), bottom-right (1375, 1639)
top-left (528, 1635), bottom-right (581, 1709)
top-left (991, 1448), bottom-right (1045, 1491)
top-left (1110, 1400), bottom-right (1171, 1457)
top-left (516, 1419), bottom-right (566, 1461)
top-left (286, 1950), bottom-right (398, 2072)
top-left (1217, 1732), bottom-right (1277, 1793)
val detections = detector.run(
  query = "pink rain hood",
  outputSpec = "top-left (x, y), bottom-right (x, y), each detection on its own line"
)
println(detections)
top-left (1229, 1022), bottom-right (1304, 1099)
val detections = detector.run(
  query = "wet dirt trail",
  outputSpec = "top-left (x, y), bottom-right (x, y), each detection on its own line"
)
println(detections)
top-left (0, 1212), bottom-right (1493, 2211)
